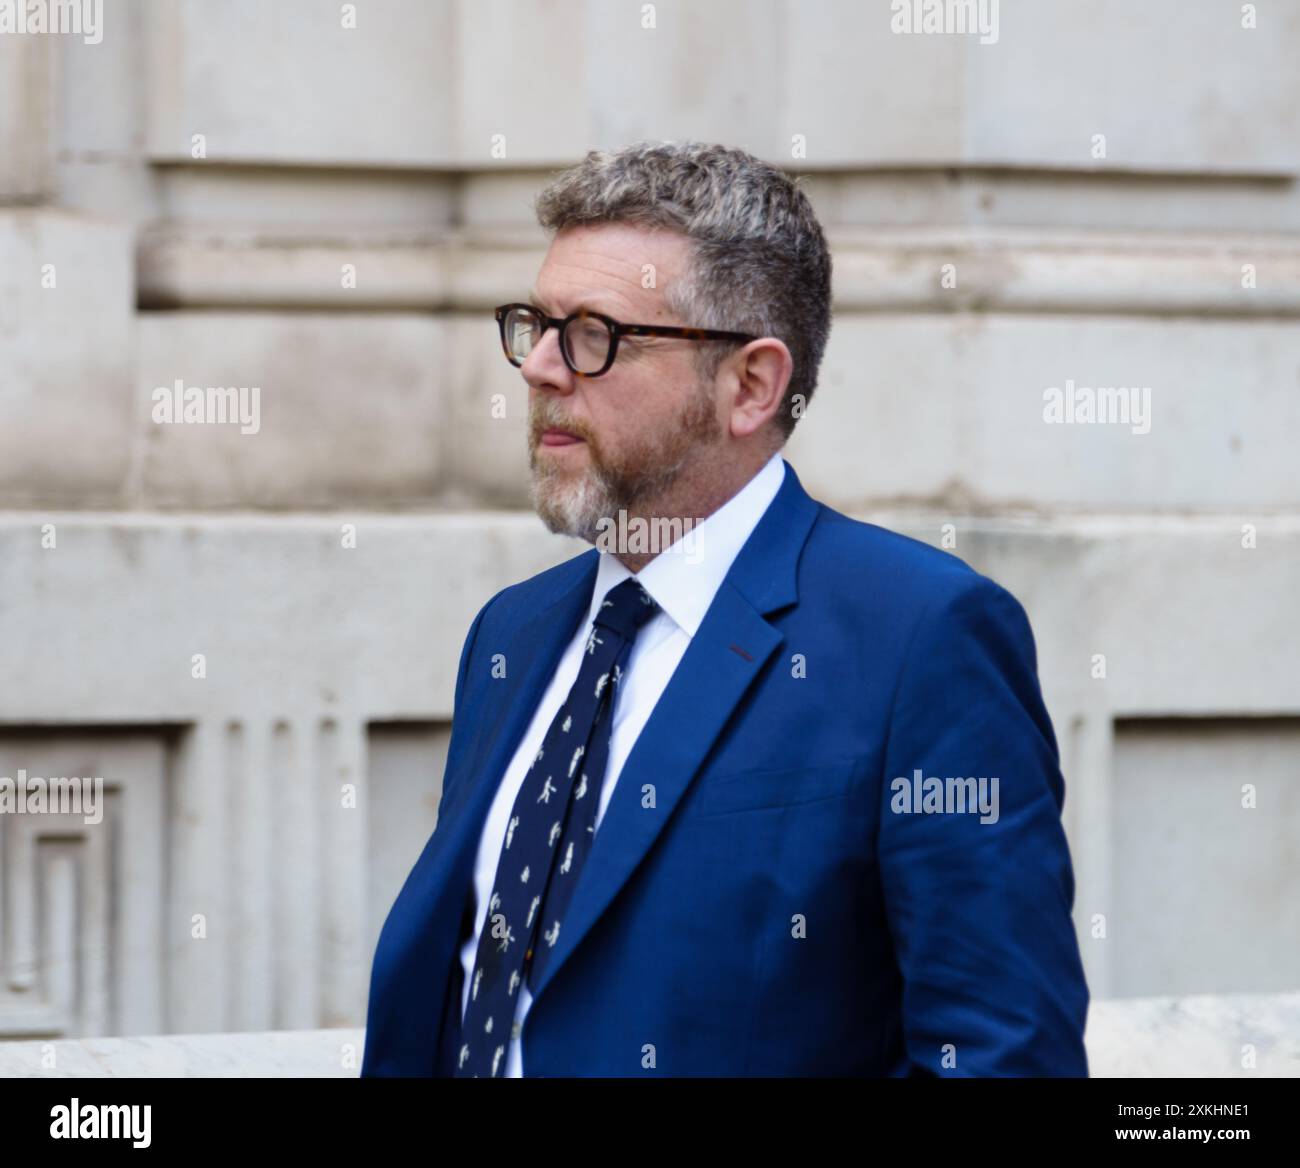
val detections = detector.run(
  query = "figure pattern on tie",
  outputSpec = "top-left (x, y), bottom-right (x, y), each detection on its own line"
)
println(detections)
top-left (455, 576), bottom-right (660, 1077)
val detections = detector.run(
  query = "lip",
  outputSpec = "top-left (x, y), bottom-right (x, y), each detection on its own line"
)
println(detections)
top-left (540, 429), bottom-right (585, 447)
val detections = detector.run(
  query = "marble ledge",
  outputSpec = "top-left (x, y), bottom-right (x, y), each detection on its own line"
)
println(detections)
top-left (1, 991), bottom-right (1298, 1077)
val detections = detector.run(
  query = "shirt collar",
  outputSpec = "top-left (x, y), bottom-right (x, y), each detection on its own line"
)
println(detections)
top-left (585, 449), bottom-right (787, 638)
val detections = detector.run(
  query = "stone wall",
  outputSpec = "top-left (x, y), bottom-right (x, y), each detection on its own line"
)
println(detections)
top-left (2, 0), bottom-right (1297, 1040)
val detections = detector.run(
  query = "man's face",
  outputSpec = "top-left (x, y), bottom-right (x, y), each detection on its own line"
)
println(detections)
top-left (521, 222), bottom-right (725, 543)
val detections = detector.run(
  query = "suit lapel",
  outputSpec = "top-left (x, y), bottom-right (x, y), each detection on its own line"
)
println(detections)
top-left (526, 458), bottom-right (821, 1006)
top-left (429, 552), bottom-right (598, 947)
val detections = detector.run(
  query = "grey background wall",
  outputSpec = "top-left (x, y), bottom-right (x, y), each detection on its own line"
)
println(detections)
top-left (1, 0), bottom-right (1297, 1040)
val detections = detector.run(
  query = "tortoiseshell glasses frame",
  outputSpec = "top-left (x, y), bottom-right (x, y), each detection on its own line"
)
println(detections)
top-left (494, 302), bottom-right (759, 378)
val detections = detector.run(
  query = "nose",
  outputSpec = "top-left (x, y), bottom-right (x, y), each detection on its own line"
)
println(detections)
top-left (520, 325), bottom-right (575, 393)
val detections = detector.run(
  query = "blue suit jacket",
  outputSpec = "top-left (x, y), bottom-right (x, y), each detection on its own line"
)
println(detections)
top-left (361, 458), bottom-right (1090, 1076)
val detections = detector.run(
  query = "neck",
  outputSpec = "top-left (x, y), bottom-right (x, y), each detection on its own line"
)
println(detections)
top-left (610, 450), bottom-right (773, 573)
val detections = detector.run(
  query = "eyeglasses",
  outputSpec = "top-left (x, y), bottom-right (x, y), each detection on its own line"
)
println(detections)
top-left (493, 302), bottom-right (758, 378)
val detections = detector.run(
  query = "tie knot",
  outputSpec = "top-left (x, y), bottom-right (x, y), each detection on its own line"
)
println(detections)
top-left (593, 577), bottom-right (659, 641)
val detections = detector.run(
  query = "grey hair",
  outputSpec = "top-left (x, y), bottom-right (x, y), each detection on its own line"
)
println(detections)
top-left (532, 140), bottom-right (833, 445)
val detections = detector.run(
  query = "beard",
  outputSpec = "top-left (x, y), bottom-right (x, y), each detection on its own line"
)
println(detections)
top-left (527, 377), bottom-right (720, 544)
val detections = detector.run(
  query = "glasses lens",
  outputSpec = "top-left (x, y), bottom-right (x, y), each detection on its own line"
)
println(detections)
top-left (563, 312), bottom-right (614, 374)
top-left (504, 307), bottom-right (542, 363)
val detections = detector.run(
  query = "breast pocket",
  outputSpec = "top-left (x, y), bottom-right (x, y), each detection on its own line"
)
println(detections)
top-left (695, 758), bottom-right (863, 817)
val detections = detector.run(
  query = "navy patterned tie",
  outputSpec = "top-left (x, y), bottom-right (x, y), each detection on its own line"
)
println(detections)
top-left (454, 576), bottom-right (660, 1077)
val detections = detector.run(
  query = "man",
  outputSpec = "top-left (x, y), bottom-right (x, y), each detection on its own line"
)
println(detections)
top-left (361, 141), bottom-right (1089, 1077)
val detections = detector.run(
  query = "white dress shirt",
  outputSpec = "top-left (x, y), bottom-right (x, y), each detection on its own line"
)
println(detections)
top-left (457, 448), bottom-right (787, 1076)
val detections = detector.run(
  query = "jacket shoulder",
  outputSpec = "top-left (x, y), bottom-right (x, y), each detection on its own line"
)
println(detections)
top-left (804, 507), bottom-right (1047, 710)
top-left (808, 506), bottom-right (988, 596)
top-left (471, 545), bottom-right (597, 630)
